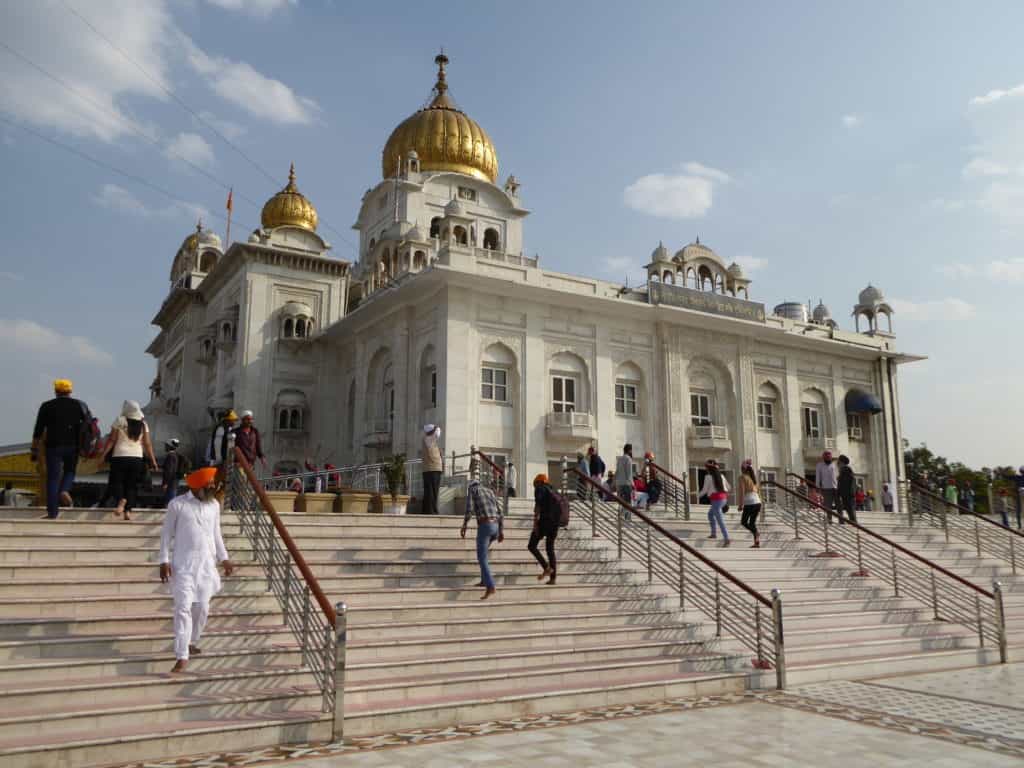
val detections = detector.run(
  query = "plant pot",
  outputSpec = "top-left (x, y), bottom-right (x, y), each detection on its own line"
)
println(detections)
top-left (265, 490), bottom-right (298, 513)
top-left (382, 494), bottom-right (410, 515)
top-left (335, 491), bottom-right (374, 515)
top-left (294, 492), bottom-right (337, 514)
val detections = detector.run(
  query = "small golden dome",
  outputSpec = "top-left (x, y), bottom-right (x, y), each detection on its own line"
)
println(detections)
top-left (261, 163), bottom-right (319, 231)
top-left (382, 53), bottom-right (498, 183)
top-left (181, 220), bottom-right (202, 252)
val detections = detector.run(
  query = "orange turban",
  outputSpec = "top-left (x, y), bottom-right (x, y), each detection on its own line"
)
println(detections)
top-left (186, 467), bottom-right (218, 491)
top-left (533, 473), bottom-right (548, 486)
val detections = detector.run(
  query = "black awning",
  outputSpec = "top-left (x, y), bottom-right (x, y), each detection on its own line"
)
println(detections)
top-left (845, 388), bottom-right (883, 415)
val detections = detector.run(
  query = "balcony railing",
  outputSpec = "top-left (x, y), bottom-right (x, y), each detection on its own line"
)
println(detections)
top-left (691, 424), bottom-right (728, 440)
top-left (473, 247), bottom-right (538, 268)
top-left (803, 436), bottom-right (836, 453)
top-left (547, 411), bottom-right (592, 429)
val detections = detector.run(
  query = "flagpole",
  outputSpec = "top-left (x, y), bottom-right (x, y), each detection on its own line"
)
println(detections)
top-left (225, 187), bottom-right (233, 246)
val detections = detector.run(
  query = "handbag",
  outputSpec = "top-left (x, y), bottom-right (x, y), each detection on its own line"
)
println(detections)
top-left (722, 504), bottom-right (730, 514)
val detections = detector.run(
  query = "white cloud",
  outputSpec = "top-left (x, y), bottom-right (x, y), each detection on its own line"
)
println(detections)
top-left (962, 157), bottom-right (1009, 178)
top-left (889, 297), bottom-right (975, 320)
top-left (205, 0), bottom-right (297, 17)
top-left (925, 198), bottom-right (968, 212)
top-left (986, 257), bottom-right (1024, 282)
top-left (185, 41), bottom-right (318, 125)
top-left (94, 183), bottom-right (208, 222)
top-left (0, 319), bottom-right (113, 365)
top-left (624, 162), bottom-right (730, 220)
top-left (166, 131), bottom-right (215, 168)
top-left (969, 83), bottom-right (1024, 107)
top-left (196, 111), bottom-right (246, 140)
top-left (841, 114), bottom-right (862, 128)
top-left (936, 263), bottom-right (976, 279)
top-left (0, 2), bottom-right (174, 142)
top-left (733, 255), bottom-right (767, 273)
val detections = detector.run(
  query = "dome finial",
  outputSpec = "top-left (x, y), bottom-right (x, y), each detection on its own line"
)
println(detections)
top-left (695, 234), bottom-right (700, 245)
top-left (286, 162), bottom-right (297, 191)
top-left (196, 218), bottom-right (203, 233)
top-left (434, 49), bottom-right (449, 95)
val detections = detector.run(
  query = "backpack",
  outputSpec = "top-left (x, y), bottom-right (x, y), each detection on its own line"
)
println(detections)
top-left (78, 401), bottom-right (102, 458)
top-left (539, 485), bottom-right (570, 528)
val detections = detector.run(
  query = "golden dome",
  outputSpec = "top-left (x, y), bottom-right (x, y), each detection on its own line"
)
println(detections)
top-left (382, 53), bottom-right (498, 183)
top-left (261, 163), bottom-right (319, 231)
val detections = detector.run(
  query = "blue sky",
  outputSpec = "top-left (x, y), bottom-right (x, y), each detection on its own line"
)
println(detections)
top-left (0, 0), bottom-right (1021, 467)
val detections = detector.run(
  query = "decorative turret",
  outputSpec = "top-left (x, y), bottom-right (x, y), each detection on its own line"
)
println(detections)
top-left (853, 284), bottom-right (894, 334)
top-left (812, 299), bottom-right (837, 328)
top-left (261, 163), bottom-right (319, 232)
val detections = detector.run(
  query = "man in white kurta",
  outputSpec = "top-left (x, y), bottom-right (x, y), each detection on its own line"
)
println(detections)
top-left (159, 468), bottom-right (234, 672)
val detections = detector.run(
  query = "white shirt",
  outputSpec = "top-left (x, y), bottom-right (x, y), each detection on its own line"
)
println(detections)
top-left (700, 474), bottom-right (731, 498)
top-left (111, 420), bottom-right (148, 459)
top-left (506, 464), bottom-right (518, 492)
top-left (160, 491), bottom-right (229, 605)
top-left (815, 461), bottom-right (838, 490)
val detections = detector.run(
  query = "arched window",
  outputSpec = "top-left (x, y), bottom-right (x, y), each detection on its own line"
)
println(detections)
top-left (279, 410), bottom-right (289, 430)
top-left (453, 225), bottom-right (468, 245)
top-left (615, 362), bottom-right (644, 417)
top-left (202, 339), bottom-right (212, 358)
top-left (757, 382), bottom-right (780, 431)
top-left (199, 252), bottom-right (217, 272)
top-left (662, 269), bottom-right (674, 283)
top-left (413, 250), bottom-right (426, 270)
top-left (801, 388), bottom-right (829, 440)
top-left (687, 268), bottom-right (698, 289)
top-left (295, 319), bottom-right (305, 338)
top-left (283, 318), bottom-right (294, 338)
top-left (714, 274), bottom-right (725, 293)
top-left (483, 228), bottom-right (500, 250)
top-left (698, 266), bottom-right (713, 291)
top-left (289, 408), bottom-right (301, 430)
top-left (429, 217), bottom-right (441, 238)
top-left (222, 322), bottom-right (233, 341)
top-left (689, 371), bottom-right (716, 426)
top-left (368, 237), bottom-right (376, 254)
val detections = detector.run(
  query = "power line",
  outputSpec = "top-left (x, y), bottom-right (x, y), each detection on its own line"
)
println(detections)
top-left (0, 112), bottom-right (254, 232)
top-left (0, 38), bottom-right (268, 216)
top-left (60, 0), bottom-right (360, 257)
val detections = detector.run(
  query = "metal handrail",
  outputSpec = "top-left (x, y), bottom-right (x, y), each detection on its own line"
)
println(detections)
top-left (765, 481), bottom-right (1007, 662)
top-left (785, 471), bottom-right (816, 490)
top-left (262, 459), bottom-right (424, 498)
top-left (645, 459), bottom-right (691, 519)
top-left (906, 479), bottom-right (1024, 574)
top-left (228, 449), bottom-right (347, 736)
top-left (471, 448), bottom-right (509, 518)
top-left (566, 465), bottom-right (785, 688)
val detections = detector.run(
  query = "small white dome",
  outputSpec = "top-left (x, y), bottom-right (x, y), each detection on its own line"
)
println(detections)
top-left (406, 149), bottom-right (419, 160)
top-left (407, 222), bottom-right (425, 241)
top-left (650, 241), bottom-right (671, 262)
top-left (248, 231), bottom-right (261, 243)
top-left (198, 228), bottom-right (222, 249)
top-left (812, 300), bottom-right (832, 323)
top-left (727, 261), bottom-right (744, 277)
top-left (858, 284), bottom-right (883, 305)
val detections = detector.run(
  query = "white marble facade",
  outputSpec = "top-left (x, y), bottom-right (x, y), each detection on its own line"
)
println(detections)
top-left (145, 57), bottom-right (913, 498)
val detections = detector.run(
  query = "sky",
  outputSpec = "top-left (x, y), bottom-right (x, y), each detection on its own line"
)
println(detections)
top-left (0, 0), bottom-right (1021, 468)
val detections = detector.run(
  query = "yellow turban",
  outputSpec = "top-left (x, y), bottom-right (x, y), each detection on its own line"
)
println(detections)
top-left (224, 410), bottom-right (239, 422)
top-left (186, 467), bottom-right (218, 491)
top-left (53, 379), bottom-right (73, 395)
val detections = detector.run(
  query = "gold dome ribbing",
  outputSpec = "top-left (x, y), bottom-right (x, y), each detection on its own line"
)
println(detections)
top-left (261, 163), bottom-right (319, 231)
top-left (382, 53), bottom-right (498, 183)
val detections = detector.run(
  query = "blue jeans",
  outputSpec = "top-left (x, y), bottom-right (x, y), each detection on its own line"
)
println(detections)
top-left (163, 484), bottom-right (178, 508)
top-left (708, 498), bottom-right (729, 540)
top-left (476, 521), bottom-right (499, 590)
top-left (45, 444), bottom-right (78, 519)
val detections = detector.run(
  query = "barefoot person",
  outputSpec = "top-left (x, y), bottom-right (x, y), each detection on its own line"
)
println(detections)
top-left (460, 478), bottom-right (503, 599)
top-left (159, 467), bottom-right (235, 673)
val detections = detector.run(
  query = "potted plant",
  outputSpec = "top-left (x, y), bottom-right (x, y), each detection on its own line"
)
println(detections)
top-left (381, 453), bottom-right (409, 515)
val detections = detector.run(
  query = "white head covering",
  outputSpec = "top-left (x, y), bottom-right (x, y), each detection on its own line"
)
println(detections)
top-left (166, 438), bottom-right (180, 449)
top-left (241, 410), bottom-right (254, 419)
top-left (424, 424), bottom-right (436, 434)
top-left (121, 400), bottom-right (144, 420)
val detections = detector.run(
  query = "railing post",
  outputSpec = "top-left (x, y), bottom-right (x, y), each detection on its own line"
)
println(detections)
top-left (855, 531), bottom-right (864, 575)
top-left (300, 586), bottom-right (311, 658)
top-left (283, 550), bottom-right (294, 624)
top-left (822, 507), bottom-right (830, 553)
top-left (993, 581), bottom-right (1008, 663)
top-left (930, 571), bottom-right (939, 620)
top-left (714, 574), bottom-right (722, 637)
top-left (974, 517), bottom-right (982, 558)
top-left (678, 548), bottom-right (685, 609)
top-left (617, 504), bottom-right (623, 560)
top-left (771, 588), bottom-right (786, 690)
top-left (646, 526), bottom-right (653, 583)
top-left (332, 602), bottom-right (347, 739)
top-left (560, 456), bottom-right (569, 498)
top-left (683, 482), bottom-right (691, 520)
top-left (1010, 534), bottom-right (1017, 576)
top-left (891, 548), bottom-right (900, 596)
top-left (590, 491), bottom-right (597, 539)
top-left (975, 592), bottom-right (985, 648)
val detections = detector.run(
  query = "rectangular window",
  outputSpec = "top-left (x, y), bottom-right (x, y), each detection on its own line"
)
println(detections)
top-left (848, 413), bottom-right (864, 441)
top-left (615, 382), bottom-right (638, 416)
top-left (458, 186), bottom-right (477, 201)
top-left (690, 393), bottom-right (711, 426)
top-left (757, 400), bottom-right (775, 430)
top-left (762, 469), bottom-right (778, 503)
top-left (802, 406), bottom-right (821, 438)
top-left (481, 366), bottom-right (508, 402)
top-left (552, 376), bottom-right (577, 412)
top-left (430, 370), bottom-right (437, 408)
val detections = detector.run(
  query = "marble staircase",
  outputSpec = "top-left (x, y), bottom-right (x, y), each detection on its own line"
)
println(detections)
top-left (0, 502), bottom-right (747, 767)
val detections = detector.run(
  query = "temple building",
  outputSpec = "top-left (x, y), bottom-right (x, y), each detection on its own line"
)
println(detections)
top-left (145, 53), bottom-right (919, 497)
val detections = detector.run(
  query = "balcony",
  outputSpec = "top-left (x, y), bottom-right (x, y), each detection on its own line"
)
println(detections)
top-left (546, 411), bottom-right (596, 440)
top-left (803, 436), bottom-right (837, 457)
top-left (688, 424), bottom-right (732, 451)
top-left (363, 419), bottom-right (393, 448)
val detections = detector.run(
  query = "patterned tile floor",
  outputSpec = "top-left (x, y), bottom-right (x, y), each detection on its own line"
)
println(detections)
top-left (106, 664), bottom-right (1024, 768)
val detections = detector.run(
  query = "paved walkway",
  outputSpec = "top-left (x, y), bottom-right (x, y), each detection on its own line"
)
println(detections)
top-left (113, 663), bottom-right (1024, 768)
